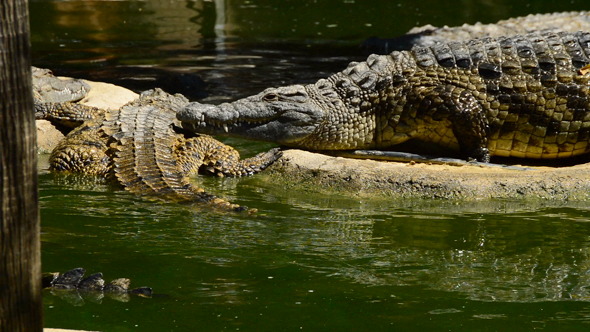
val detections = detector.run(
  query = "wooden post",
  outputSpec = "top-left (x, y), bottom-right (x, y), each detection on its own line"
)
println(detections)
top-left (0, 0), bottom-right (42, 330)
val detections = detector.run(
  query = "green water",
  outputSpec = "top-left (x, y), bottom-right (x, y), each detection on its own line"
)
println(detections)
top-left (32, 0), bottom-right (590, 330)
top-left (40, 170), bottom-right (590, 330)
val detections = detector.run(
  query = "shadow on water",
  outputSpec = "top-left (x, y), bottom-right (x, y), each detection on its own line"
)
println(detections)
top-left (33, 0), bottom-right (590, 330)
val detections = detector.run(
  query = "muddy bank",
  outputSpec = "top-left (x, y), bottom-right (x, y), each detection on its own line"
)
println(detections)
top-left (264, 149), bottom-right (590, 201)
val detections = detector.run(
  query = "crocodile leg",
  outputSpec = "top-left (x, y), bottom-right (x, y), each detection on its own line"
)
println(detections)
top-left (417, 85), bottom-right (491, 162)
top-left (49, 125), bottom-right (111, 175)
top-left (177, 135), bottom-right (282, 177)
top-left (35, 101), bottom-right (103, 134)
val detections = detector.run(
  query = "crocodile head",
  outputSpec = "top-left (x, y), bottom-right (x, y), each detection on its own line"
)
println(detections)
top-left (178, 79), bottom-right (376, 150)
top-left (179, 84), bottom-right (324, 146)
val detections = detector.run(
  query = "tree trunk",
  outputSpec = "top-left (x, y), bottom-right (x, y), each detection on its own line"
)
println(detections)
top-left (0, 0), bottom-right (42, 330)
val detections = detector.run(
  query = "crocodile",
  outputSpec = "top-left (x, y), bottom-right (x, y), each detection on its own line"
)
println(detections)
top-left (178, 30), bottom-right (590, 163)
top-left (43, 267), bottom-right (152, 305)
top-left (32, 66), bottom-right (91, 103)
top-left (362, 11), bottom-right (590, 54)
top-left (36, 88), bottom-right (281, 212)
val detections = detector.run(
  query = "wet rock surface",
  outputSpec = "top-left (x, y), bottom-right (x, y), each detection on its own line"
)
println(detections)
top-left (265, 149), bottom-right (590, 201)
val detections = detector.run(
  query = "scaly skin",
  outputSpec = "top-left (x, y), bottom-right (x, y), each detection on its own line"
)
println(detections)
top-left (32, 66), bottom-right (90, 103)
top-left (363, 11), bottom-right (590, 54)
top-left (178, 30), bottom-right (590, 162)
top-left (43, 268), bottom-right (152, 305)
top-left (33, 66), bottom-right (95, 134)
top-left (36, 89), bottom-right (281, 212)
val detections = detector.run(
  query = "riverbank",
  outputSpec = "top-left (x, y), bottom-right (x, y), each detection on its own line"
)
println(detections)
top-left (264, 149), bottom-right (590, 200)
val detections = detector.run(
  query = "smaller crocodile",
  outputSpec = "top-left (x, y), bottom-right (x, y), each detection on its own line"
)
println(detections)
top-left (32, 66), bottom-right (90, 103)
top-left (36, 88), bottom-right (281, 212)
top-left (362, 11), bottom-right (590, 54)
top-left (43, 267), bottom-right (152, 305)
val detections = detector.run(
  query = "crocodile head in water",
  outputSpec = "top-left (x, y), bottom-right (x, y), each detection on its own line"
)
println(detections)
top-left (178, 79), bottom-right (378, 150)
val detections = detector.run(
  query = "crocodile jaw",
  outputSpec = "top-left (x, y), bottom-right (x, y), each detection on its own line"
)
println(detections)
top-left (178, 85), bottom-right (325, 146)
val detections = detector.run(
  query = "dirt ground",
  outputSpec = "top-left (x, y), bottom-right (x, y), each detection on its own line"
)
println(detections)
top-left (264, 149), bottom-right (590, 201)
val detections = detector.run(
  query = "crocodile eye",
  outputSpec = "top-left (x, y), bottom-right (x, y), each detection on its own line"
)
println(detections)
top-left (263, 93), bottom-right (279, 102)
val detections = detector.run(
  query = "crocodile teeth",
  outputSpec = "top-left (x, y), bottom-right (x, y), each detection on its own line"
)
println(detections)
top-left (223, 124), bottom-right (229, 133)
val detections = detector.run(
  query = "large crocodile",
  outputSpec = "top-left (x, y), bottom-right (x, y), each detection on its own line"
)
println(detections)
top-left (178, 30), bottom-right (590, 163)
top-left (36, 88), bottom-right (281, 211)
top-left (363, 11), bottom-right (590, 54)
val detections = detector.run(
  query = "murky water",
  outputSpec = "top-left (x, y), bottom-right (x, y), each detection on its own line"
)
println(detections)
top-left (32, 0), bottom-right (590, 330)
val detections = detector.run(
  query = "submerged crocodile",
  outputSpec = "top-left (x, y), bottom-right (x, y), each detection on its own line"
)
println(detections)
top-left (363, 11), bottom-right (590, 54)
top-left (43, 268), bottom-right (152, 305)
top-left (36, 88), bottom-right (281, 211)
top-left (178, 30), bottom-right (590, 163)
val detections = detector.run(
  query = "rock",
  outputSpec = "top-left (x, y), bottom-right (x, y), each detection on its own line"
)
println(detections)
top-left (76, 80), bottom-right (138, 110)
top-left (265, 149), bottom-right (590, 200)
top-left (36, 119), bottom-right (65, 154)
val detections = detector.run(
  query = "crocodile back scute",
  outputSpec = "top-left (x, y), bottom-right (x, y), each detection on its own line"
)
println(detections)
top-left (107, 104), bottom-right (187, 198)
top-left (363, 11), bottom-right (590, 54)
top-left (102, 94), bottom-right (214, 202)
top-left (410, 31), bottom-right (590, 74)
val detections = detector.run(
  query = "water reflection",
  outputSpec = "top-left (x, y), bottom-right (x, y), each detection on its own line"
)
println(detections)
top-left (40, 161), bottom-right (590, 311)
top-left (31, 0), bottom-right (207, 54)
top-left (30, 0), bottom-right (365, 100)
top-left (185, 191), bottom-right (590, 303)
top-left (200, 181), bottom-right (590, 303)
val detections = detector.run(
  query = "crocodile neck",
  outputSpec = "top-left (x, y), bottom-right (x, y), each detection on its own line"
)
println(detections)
top-left (297, 52), bottom-right (422, 150)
